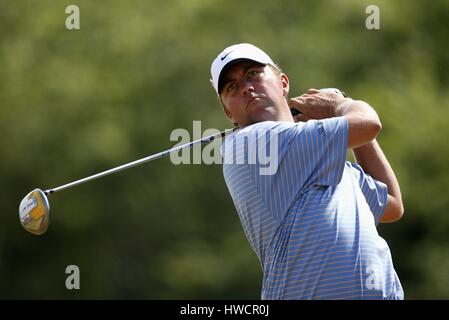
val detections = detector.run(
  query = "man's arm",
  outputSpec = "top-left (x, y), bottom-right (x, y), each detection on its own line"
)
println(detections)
top-left (289, 89), bottom-right (381, 149)
top-left (336, 99), bottom-right (382, 149)
top-left (353, 140), bottom-right (404, 223)
top-left (289, 89), bottom-right (402, 222)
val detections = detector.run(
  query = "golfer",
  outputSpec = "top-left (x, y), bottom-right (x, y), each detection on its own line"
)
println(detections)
top-left (211, 43), bottom-right (404, 299)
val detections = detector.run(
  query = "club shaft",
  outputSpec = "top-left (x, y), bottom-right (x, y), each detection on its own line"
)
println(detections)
top-left (44, 128), bottom-right (236, 195)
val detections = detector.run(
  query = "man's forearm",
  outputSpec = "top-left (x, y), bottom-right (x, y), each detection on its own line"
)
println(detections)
top-left (336, 99), bottom-right (382, 149)
top-left (353, 139), bottom-right (404, 222)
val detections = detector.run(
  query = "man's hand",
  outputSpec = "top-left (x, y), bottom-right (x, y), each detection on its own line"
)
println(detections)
top-left (289, 88), bottom-right (347, 122)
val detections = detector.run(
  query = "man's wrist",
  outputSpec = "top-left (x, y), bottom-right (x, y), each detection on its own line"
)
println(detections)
top-left (335, 98), bottom-right (352, 117)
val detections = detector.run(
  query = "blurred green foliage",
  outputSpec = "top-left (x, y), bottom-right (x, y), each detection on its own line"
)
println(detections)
top-left (1, 0), bottom-right (448, 299)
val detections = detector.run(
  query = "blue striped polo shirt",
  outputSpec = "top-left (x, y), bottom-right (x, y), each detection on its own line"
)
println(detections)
top-left (221, 117), bottom-right (403, 300)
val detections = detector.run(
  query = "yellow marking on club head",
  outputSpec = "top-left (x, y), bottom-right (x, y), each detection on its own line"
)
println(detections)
top-left (29, 191), bottom-right (46, 220)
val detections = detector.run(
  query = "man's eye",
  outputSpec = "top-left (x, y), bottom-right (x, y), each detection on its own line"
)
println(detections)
top-left (225, 82), bottom-right (236, 92)
top-left (247, 70), bottom-right (260, 78)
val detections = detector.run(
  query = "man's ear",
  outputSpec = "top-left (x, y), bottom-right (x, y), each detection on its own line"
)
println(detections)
top-left (280, 73), bottom-right (289, 98)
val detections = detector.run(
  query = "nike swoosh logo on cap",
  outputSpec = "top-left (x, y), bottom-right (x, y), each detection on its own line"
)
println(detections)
top-left (221, 51), bottom-right (232, 61)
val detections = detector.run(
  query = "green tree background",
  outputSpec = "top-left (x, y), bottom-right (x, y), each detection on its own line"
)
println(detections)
top-left (1, 0), bottom-right (448, 299)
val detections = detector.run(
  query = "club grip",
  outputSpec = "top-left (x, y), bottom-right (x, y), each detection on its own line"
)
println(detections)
top-left (291, 108), bottom-right (301, 116)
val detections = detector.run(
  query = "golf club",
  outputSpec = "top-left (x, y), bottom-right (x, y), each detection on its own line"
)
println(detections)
top-left (19, 127), bottom-right (236, 235)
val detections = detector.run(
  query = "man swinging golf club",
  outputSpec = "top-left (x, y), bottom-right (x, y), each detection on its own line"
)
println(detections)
top-left (211, 43), bottom-right (404, 299)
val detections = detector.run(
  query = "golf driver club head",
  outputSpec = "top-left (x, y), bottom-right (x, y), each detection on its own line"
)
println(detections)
top-left (19, 188), bottom-right (50, 235)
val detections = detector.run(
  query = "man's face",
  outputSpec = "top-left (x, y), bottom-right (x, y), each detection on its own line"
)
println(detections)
top-left (219, 60), bottom-right (290, 127)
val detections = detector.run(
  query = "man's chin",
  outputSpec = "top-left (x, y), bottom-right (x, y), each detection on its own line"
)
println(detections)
top-left (253, 107), bottom-right (278, 122)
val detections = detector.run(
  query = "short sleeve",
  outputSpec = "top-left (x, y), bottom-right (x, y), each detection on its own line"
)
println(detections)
top-left (348, 162), bottom-right (388, 224)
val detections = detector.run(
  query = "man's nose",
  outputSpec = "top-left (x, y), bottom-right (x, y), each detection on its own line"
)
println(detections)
top-left (241, 80), bottom-right (255, 95)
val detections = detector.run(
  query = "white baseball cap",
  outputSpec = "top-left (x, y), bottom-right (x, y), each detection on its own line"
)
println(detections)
top-left (210, 43), bottom-right (275, 95)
